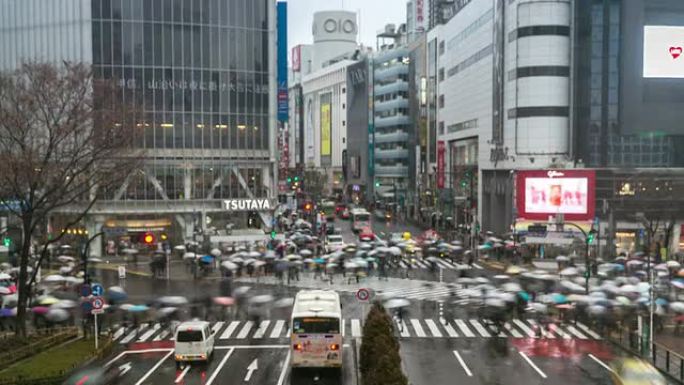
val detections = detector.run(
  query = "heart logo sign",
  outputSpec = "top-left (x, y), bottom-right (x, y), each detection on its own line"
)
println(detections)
top-left (670, 46), bottom-right (683, 59)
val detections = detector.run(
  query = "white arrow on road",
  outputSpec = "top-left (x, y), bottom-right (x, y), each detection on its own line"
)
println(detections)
top-left (119, 362), bottom-right (132, 376)
top-left (244, 359), bottom-right (258, 382)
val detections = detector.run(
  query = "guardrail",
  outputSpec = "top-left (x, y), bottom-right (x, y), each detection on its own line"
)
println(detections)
top-left (610, 326), bottom-right (684, 383)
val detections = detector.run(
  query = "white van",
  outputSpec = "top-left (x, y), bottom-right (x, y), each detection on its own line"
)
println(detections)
top-left (174, 321), bottom-right (214, 367)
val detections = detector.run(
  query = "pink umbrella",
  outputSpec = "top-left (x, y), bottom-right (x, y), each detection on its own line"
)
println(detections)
top-left (0, 287), bottom-right (10, 295)
top-left (31, 306), bottom-right (50, 315)
top-left (213, 297), bottom-right (235, 306)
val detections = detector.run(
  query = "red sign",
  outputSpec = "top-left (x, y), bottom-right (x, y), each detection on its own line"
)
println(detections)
top-left (292, 45), bottom-right (301, 72)
top-left (416, 0), bottom-right (424, 23)
top-left (437, 141), bottom-right (445, 189)
top-left (516, 170), bottom-right (596, 221)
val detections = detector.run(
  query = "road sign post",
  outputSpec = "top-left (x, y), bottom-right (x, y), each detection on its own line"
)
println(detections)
top-left (91, 284), bottom-right (104, 297)
top-left (91, 296), bottom-right (105, 350)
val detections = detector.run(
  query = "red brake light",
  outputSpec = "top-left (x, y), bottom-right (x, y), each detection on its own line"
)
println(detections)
top-left (329, 344), bottom-right (339, 351)
top-left (293, 343), bottom-right (303, 351)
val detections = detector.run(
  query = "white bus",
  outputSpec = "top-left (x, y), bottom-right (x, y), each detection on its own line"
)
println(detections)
top-left (350, 209), bottom-right (371, 233)
top-left (290, 290), bottom-right (343, 370)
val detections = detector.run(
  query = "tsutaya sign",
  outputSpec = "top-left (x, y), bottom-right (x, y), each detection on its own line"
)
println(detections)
top-left (223, 199), bottom-right (273, 212)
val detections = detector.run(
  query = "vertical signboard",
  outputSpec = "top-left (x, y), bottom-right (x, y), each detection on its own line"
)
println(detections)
top-left (367, 59), bottom-right (375, 197)
top-left (306, 95), bottom-right (315, 161)
top-left (292, 45), bottom-right (301, 72)
top-left (437, 140), bottom-right (445, 189)
top-left (320, 93), bottom-right (332, 157)
top-left (415, 0), bottom-right (425, 32)
top-left (491, 0), bottom-right (505, 145)
top-left (277, 2), bottom-right (288, 122)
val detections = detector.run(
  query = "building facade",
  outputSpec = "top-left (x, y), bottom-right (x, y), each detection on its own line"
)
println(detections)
top-left (1, 0), bottom-right (278, 254)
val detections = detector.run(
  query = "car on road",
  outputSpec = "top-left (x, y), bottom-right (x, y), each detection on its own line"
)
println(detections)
top-left (388, 232), bottom-right (404, 245)
top-left (174, 321), bottom-right (215, 367)
top-left (610, 358), bottom-right (665, 385)
top-left (325, 234), bottom-right (344, 253)
top-left (359, 227), bottom-right (375, 242)
top-left (340, 208), bottom-right (351, 220)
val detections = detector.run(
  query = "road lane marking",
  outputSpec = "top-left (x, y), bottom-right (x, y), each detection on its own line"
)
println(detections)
top-left (253, 320), bottom-right (270, 339)
top-left (175, 364), bottom-right (191, 383)
top-left (442, 320), bottom-right (458, 337)
top-left (112, 327), bottom-right (126, 341)
top-left (134, 350), bottom-right (174, 385)
top-left (341, 319), bottom-right (346, 337)
top-left (236, 321), bottom-right (254, 339)
top-left (220, 321), bottom-right (240, 339)
top-left (105, 348), bottom-right (174, 367)
top-left (577, 322), bottom-right (602, 339)
top-left (547, 323), bottom-right (571, 339)
top-left (276, 350), bottom-right (291, 385)
top-left (425, 319), bottom-right (443, 337)
top-left (519, 351), bottom-right (547, 379)
top-left (452, 351), bottom-right (473, 377)
top-left (120, 329), bottom-right (139, 344)
top-left (138, 323), bottom-right (161, 342)
top-left (211, 322), bottom-right (224, 335)
top-left (270, 320), bottom-right (286, 338)
top-left (565, 324), bottom-right (588, 339)
top-left (351, 319), bottom-right (362, 337)
top-left (410, 319), bottom-right (427, 337)
top-left (396, 319), bottom-right (410, 337)
top-left (526, 320), bottom-right (554, 339)
top-left (455, 319), bottom-right (475, 337)
top-left (588, 354), bottom-right (614, 373)
top-left (206, 348), bottom-right (235, 385)
top-left (153, 328), bottom-right (171, 341)
top-left (403, 288), bottom-right (453, 300)
top-left (504, 322), bottom-right (523, 338)
top-left (513, 319), bottom-right (536, 338)
top-left (469, 320), bottom-right (491, 337)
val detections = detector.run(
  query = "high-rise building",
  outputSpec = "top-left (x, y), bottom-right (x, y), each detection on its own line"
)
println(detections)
top-left (0, 0), bottom-right (278, 254)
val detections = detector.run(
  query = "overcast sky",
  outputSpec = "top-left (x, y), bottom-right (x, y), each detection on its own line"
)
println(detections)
top-left (286, 0), bottom-right (407, 53)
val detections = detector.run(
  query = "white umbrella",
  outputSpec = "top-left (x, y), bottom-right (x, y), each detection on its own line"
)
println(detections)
top-left (59, 266), bottom-right (73, 275)
top-left (253, 261), bottom-right (266, 268)
top-left (182, 252), bottom-right (196, 260)
top-left (159, 296), bottom-right (189, 306)
top-left (87, 257), bottom-right (103, 263)
top-left (63, 276), bottom-right (82, 285)
top-left (388, 247), bottom-right (402, 256)
top-left (274, 298), bottom-right (294, 308)
top-left (173, 245), bottom-right (186, 251)
top-left (43, 275), bottom-right (66, 283)
top-left (249, 294), bottom-right (274, 304)
top-left (57, 255), bottom-right (75, 263)
top-left (501, 282), bottom-right (522, 292)
top-left (385, 298), bottom-right (411, 309)
top-left (300, 249), bottom-right (313, 257)
top-left (0, 272), bottom-right (11, 280)
top-left (555, 256), bottom-right (569, 262)
top-left (210, 248), bottom-right (222, 257)
top-left (45, 308), bottom-right (70, 322)
top-left (54, 299), bottom-right (78, 309)
top-left (671, 302), bottom-right (684, 313)
top-left (559, 267), bottom-right (579, 276)
top-left (667, 260), bottom-right (681, 269)
top-left (247, 251), bottom-right (262, 258)
top-left (484, 298), bottom-right (506, 308)
top-left (121, 248), bottom-right (138, 254)
top-left (233, 286), bottom-right (251, 297)
top-left (221, 261), bottom-right (238, 271)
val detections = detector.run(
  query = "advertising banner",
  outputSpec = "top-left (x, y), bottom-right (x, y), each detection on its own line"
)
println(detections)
top-left (292, 45), bottom-right (301, 72)
top-left (437, 140), bottom-right (445, 189)
top-left (277, 2), bottom-right (288, 121)
top-left (516, 170), bottom-right (596, 221)
top-left (643, 26), bottom-right (684, 78)
top-left (320, 93), bottom-right (332, 157)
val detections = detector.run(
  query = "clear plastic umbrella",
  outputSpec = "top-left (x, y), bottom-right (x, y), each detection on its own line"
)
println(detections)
top-left (385, 298), bottom-right (411, 309)
top-left (182, 252), bottom-right (196, 260)
top-left (249, 294), bottom-right (274, 304)
top-left (210, 248), bottom-right (222, 257)
top-left (45, 308), bottom-right (70, 322)
top-left (159, 296), bottom-right (189, 306)
top-left (221, 261), bottom-right (238, 271)
top-left (43, 275), bottom-right (66, 283)
top-left (57, 255), bottom-right (75, 263)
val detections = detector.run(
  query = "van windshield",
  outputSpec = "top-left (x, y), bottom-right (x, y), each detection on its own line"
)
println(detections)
top-left (176, 330), bottom-right (204, 342)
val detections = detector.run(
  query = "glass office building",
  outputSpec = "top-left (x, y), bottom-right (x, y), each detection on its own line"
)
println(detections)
top-left (1, 0), bottom-right (277, 247)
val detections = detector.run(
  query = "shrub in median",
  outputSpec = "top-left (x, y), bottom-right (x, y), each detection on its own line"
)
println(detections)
top-left (360, 303), bottom-right (408, 385)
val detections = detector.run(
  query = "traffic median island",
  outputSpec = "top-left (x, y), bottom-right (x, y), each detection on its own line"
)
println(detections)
top-left (0, 336), bottom-right (114, 385)
top-left (360, 303), bottom-right (408, 385)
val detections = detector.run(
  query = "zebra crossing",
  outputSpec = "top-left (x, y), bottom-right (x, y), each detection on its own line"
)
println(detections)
top-left (385, 257), bottom-right (484, 271)
top-left (110, 318), bottom-right (602, 344)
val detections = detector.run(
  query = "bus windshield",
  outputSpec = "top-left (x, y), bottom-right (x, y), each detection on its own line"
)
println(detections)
top-left (292, 317), bottom-right (340, 334)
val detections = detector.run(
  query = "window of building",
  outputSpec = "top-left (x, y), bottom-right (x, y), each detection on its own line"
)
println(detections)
top-left (448, 119), bottom-right (478, 133)
top-left (508, 25), bottom-right (570, 41)
top-left (438, 68), bottom-right (445, 82)
top-left (438, 94), bottom-right (445, 108)
top-left (342, 87), bottom-right (346, 93)
top-left (508, 106), bottom-right (569, 119)
top-left (509, 66), bottom-right (570, 80)
top-left (439, 40), bottom-right (445, 55)
top-left (439, 121), bottom-right (445, 135)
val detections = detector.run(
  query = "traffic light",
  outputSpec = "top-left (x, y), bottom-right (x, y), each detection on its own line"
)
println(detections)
top-left (143, 232), bottom-right (155, 245)
top-left (587, 230), bottom-right (596, 244)
top-left (2, 237), bottom-right (10, 247)
top-left (304, 203), bottom-right (312, 211)
top-left (160, 233), bottom-right (168, 241)
top-left (270, 230), bottom-right (277, 240)
top-left (287, 176), bottom-right (292, 183)
top-left (375, 181), bottom-right (381, 187)
top-left (294, 176), bottom-right (299, 182)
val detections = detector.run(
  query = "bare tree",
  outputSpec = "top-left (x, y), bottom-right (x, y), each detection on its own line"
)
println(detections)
top-left (0, 62), bottom-right (142, 336)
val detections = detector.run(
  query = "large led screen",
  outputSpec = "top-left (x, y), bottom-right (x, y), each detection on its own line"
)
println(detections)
top-left (643, 26), bottom-right (684, 78)
top-left (516, 170), bottom-right (596, 221)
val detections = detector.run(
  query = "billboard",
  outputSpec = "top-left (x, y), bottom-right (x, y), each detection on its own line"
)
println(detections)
top-left (436, 141), bottom-right (445, 189)
top-left (277, 2), bottom-right (288, 121)
top-left (292, 45), bottom-right (301, 72)
top-left (516, 170), bottom-right (595, 221)
top-left (320, 93), bottom-right (332, 157)
top-left (643, 26), bottom-right (684, 78)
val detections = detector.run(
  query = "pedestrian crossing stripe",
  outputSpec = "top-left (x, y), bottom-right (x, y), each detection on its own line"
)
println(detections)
top-left (111, 319), bottom-right (602, 343)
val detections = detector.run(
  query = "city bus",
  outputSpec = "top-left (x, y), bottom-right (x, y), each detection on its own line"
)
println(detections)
top-left (290, 290), bottom-right (343, 371)
top-left (320, 200), bottom-right (336, 221)
top-left (350, 208), bottom-right (371, 233)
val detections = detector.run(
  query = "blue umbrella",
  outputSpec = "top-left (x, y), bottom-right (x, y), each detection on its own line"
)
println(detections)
top-left (0, 308), bottom-right (16, 317)
top-left (200, 255), bottom-right (214, 264)
top-left (127, 304), bottom-right (149, 312)
top-left (517, 291), bottom-right (530, 302)
top-left (551, 293), bottom-right (568, 304)
top-left (656, 298), bottom-right (669, 306)
top-left (313, 258), bottom-right (325, 264)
